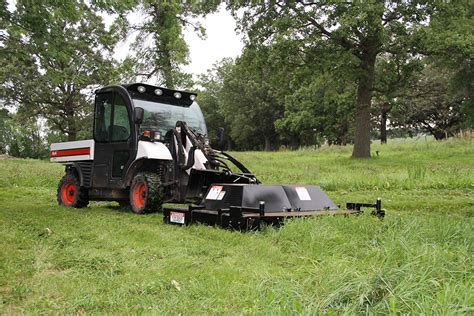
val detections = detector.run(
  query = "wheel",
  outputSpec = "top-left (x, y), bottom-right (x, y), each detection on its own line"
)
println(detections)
top-left (129, 172), bottom-right (163, 214)
top-left (57, 172), bottom-right (89, 208)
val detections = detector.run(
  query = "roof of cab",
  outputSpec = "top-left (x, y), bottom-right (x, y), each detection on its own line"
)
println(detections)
top-left (97, 83), bottom-right (197, 107)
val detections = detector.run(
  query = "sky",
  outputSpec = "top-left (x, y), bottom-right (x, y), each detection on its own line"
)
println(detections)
top-left (182, 7), bottom-right (244, 76)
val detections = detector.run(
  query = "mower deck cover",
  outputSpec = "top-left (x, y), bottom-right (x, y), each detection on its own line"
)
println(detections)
top-left (163, 183), bottom-right (375, 229)
top-left (203, 184), bottom-right (338, 212)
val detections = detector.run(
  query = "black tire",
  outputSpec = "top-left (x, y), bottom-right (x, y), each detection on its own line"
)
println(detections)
top-left (57, 172), bottom-right (89, 208)
top-left (129, 172), bottom-right (163, 214)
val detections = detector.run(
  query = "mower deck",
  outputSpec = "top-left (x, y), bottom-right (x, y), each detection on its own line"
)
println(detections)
top-left (163, 183), bottom-right (384, 229)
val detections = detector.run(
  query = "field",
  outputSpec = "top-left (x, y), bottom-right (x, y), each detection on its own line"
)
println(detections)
top-left (0, 137), bottom-right (473, 314)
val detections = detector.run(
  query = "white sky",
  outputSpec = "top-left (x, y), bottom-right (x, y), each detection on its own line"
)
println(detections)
top-left (182, 7), bottom-right (244, 76)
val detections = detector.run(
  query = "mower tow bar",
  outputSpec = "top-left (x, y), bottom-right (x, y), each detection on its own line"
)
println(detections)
top-left (346, 197), bottom-right (385, 219)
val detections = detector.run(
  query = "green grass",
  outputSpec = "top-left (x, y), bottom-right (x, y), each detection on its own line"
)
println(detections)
top-left (0, 137), bottom-right (473, 314)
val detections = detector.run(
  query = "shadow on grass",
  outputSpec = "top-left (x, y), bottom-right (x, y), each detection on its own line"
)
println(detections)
top-left (88, 201), bottom-right (131, 214)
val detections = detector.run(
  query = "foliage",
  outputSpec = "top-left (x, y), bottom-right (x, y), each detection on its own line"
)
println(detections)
top-left (228, 1), bottom-right (439, 158)
top-left (392, 65), bottom-right (469, 139)
top-left (0, 108), bottom-right (10, 154)
top-left (276, 54), bottom-right (357, 147)
top-left (423, 1), bottom-right (474, 129)
top-left (0, 137), bottom-right (472, 314)
top-left (0, 0), bottom-right (117, 141)
top-left (219, 46), bottom-right (287, 150)
top-left (7, 117), bottom-right (49, 159)
top-left (114, 1), bottom-right (219, 89)
top-left (0, 108), bottom-right (49, 158)
top-left (196, 58), bottom-right (233, 149)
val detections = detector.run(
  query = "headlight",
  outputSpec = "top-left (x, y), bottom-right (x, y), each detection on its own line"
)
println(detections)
top-left (153, 131), bottom-right (162, 141)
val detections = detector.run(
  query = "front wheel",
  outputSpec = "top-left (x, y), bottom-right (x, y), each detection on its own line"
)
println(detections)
top-left (129, 172), bottom-right (163, 214)
top-left (57, 172), bottom-right (89, 208)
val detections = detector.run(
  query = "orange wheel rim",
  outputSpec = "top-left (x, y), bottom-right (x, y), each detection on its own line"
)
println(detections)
top-left (61, 182), bottom-right (76, 205)
top-left (133, 182), bottom-right (147, 208)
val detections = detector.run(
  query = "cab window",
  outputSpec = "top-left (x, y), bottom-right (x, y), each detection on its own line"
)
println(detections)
top-left (94, 92), bottom-right (131, 142)
top-left (110, 94), bottom-right (131, 142)
top-left (94, 93), bottom-right (113, 142)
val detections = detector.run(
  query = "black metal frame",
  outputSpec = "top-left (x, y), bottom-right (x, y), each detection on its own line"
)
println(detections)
top-left (346, 198), bottom-right (385, 218)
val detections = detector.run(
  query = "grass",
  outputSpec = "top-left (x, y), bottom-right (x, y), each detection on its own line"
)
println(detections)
top-left (0, 137), bottom-right (473, 314)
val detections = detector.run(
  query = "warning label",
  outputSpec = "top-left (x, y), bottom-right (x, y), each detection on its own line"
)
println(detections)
top-left (206, 185), bottom-right (223, 200)
top-left (295, 187), bottom-right (311, 200)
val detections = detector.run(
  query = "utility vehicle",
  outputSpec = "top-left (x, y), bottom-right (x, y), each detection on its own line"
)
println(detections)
top-left (51, 83), bottom-right (384, 229)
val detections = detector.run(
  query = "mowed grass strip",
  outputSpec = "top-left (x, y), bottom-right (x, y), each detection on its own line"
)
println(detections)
top-left (0, 137), bottom-right (473, 314)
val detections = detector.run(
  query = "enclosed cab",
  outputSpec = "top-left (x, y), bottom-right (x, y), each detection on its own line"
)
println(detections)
top-left (51, 83), bottom-right (256, 214)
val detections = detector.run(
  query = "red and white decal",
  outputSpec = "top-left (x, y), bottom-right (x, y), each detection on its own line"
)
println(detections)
top-left (50, 139), bottom-right (94, 162)
top-left (206, 185), bottom-right (223, 200)
top-left (50, 147), bottom-right (90, 157)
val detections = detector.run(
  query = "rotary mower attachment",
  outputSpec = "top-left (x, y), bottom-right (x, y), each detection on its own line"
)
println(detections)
top-left (164, 183), bottom-right (385, 230)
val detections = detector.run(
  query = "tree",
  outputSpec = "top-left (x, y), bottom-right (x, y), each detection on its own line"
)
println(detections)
top-left (220, 46), bottom-right (286, 151)
top-left (372, 55), bottom-right (423, 144)
top-left (392, 65), bottom-right (468, 139)
top-left (230, 1), bottom-right (436, 157)
top-left (0, 0), bottom-right (117, 141)
top-left (7, 115), bottom-right (48, 159)
top-left (115, 1), bottom-right (219, 89)
top-left (196, 58), bottom-right (234, 149)
top-left (422, 1), bottom-right (473, 130)
top-left (277, 72), bottom-right (355, 147)
top-left (0, 107), bottom-right (11, 154)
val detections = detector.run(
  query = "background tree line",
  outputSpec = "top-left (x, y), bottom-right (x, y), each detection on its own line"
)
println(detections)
top-left (0, 1), bottom-right (472, 158)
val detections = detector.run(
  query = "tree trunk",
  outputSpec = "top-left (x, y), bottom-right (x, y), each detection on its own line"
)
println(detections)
top-left (153, 2), bottom-right (175, 89)
top-left (352, 53), bottom-right (376, 158)
top-left (67, 127), bottom-right (76, 141)
top-left (380, 104), bottom-right (388, 144)
top-left (264, 135), bottom-right (273, 151)
top-left (162, 50), bottom-right (174, 89)
top-left (66, 103), bottom-right (76, 141)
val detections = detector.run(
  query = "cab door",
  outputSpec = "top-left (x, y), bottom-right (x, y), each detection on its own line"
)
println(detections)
top-left (92, 90), bottom-right (134, 188)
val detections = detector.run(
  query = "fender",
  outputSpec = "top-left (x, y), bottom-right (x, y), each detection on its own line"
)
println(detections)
top-left (66, 161), bottom-right (93, 187)
top-left (123, 158), bottom-right (169, 187)
top-left (122, 141), bottom-right (173, 187)
top-left (136, 140), bottom-right (173, 160)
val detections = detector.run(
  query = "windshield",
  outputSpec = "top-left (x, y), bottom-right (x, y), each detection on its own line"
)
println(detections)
top-left (132, 99), bottom-right (207, 136)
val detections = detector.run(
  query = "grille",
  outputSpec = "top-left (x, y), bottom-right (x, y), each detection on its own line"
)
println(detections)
top-left (78, 161), bottom-right (93, 187)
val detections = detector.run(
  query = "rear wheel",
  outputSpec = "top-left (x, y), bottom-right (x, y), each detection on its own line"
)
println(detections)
top-left (57, 173), bottom-right (89, 208)
top-left (129, 172), bottom-right (163, 214)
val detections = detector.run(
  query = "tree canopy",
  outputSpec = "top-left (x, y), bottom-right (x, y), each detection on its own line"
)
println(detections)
top-left (0, 0), bottom-right (117, 141)
top-left (0, 1), bottom-right (472, 158)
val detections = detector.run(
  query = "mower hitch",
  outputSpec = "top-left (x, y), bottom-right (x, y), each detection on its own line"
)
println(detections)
top-left (346, 197), bottom-right (385, 218)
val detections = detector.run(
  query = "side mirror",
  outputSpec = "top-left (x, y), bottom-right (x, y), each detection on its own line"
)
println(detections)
top-left (216, 127), bottom-right (225, 145)
top-left (134, 107), bottom-right (144, 124)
